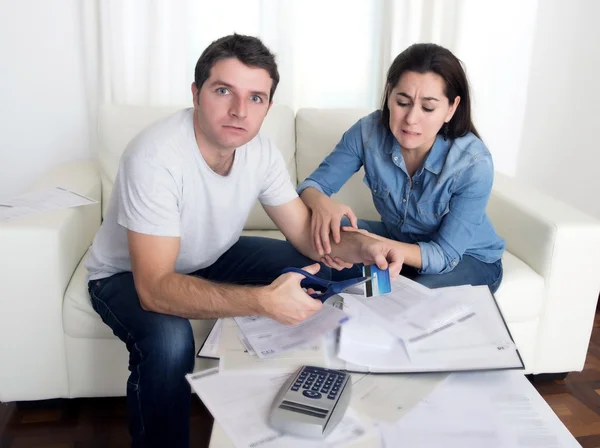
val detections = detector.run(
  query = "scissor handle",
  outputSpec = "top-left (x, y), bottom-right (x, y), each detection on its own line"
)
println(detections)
top-left (281, 267), bottom-right (332, 290)
top-left (281, 267), bottom-right (372, 302)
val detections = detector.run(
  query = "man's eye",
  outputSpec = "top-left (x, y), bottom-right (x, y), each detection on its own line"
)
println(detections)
top-left (397, 102), bottom-right (410, 107)
top-left (217, 87), bottom-right (229, 95)
top-left (250, 95), bottom-right (262, 103)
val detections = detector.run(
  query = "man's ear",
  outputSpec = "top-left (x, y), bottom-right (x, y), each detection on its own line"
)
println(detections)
top-left (191, 82), bottom-right (199, 106)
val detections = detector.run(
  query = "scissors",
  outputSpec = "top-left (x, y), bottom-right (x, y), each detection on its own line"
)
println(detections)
top-left (282, 267), bottom-right (374, 302)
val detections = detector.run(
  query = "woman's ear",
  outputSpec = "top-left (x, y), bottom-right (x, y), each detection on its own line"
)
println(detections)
top-left (446, 96), bottom-right (461, 122)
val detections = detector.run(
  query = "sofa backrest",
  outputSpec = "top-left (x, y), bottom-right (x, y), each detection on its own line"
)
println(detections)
top-left (295, 108), bottom-right (379, 222)
top-left (97, 104), bottom-right (296, 229)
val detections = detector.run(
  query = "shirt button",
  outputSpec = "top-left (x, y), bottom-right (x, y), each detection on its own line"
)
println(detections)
top-left (394, 156), bottom-right (398, 161)
top-left (373, 189), bottom-right (377, 193)
top-left (402, 198), bottom-right (407, 203)
top-left (452, 260), bottom-right (457, 266)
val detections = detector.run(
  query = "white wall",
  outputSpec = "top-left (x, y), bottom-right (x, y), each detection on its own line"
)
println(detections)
top-left (517, 0), bottom-right (600, 219)
top-left (0, 0), bottom-right (93, 200)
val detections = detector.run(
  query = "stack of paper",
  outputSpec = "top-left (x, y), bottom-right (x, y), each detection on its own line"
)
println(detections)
top-left (0, 186), bottom-right (97, 222)
top-left (379, 371), bottom-right (581, 447)
top-left (332, 276), bottom-right (524, 373)
top-left (233, 304), bottom-right (349, 358)
top-left (186, 368), bottom-right (379, 448)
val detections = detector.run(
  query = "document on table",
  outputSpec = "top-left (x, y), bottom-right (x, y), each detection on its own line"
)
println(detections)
top-left (350, 372), bottom-right (447, 422)
top-left (197, 319), bottom-right (224, 359)
top-left (0, 186), bottom-right (97, 222)
top-left (380, 370), bottom-right (581, 447)
top-left (234, 304), bottom-right (350, 358)
top-left (186, 368), bottom-right (378, 448)
top-left (354, 276), bottom-right (475, 342)
top-left (334, 289), bottom-right (523, 372)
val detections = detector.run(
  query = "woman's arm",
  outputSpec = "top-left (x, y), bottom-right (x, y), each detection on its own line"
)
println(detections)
top-left (297, 119), bottom-right (365, 197)
top-left (417, 156), bottom-right (495, 274)
top-left (297, 119), bottom-right (366, 255)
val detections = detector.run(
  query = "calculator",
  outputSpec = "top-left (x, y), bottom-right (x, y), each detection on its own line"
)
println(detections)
top-left (268, 365), bottom-right (351, 439)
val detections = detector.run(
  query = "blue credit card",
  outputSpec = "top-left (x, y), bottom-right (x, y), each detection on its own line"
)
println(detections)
top-left (361, 265), bottom-right (392, 297)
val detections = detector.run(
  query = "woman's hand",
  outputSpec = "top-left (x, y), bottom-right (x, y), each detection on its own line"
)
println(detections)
top-left (304, 191), bottom-right (358, 256)
top-left (322, 227), bottom-right (404, 280)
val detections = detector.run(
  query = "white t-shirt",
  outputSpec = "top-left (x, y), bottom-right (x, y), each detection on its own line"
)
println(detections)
top-left (85, 108), bottom-right (297, 281)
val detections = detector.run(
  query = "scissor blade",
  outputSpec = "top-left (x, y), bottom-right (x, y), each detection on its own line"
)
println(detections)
top-left (342, 276), bottom-right (374, 291)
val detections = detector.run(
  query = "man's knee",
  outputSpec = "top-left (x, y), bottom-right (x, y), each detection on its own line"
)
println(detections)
top-left (140, 316), bottom-right (195, 375)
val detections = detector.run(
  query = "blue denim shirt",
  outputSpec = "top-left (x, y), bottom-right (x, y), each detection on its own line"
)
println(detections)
top-left (297, 110), bottom-right (506, 274)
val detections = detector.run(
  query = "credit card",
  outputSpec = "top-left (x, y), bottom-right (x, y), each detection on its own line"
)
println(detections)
top-left (362, 265), bottom-right (392, 297)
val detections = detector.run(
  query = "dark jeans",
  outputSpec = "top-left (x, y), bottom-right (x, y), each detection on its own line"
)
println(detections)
top-left (88, 236), bottom-right (329, 448)
top-left (335, 218), bottom-right (503, 293)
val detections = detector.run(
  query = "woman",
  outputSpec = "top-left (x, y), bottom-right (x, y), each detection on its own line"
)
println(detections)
top-left (298, 43), bottom-right (505, 293)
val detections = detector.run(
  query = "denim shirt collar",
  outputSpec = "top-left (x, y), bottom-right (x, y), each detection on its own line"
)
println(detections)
top-left (387, 132), bottom-right (448, 176)
top-left (422, 135), bottom-right (448, 175)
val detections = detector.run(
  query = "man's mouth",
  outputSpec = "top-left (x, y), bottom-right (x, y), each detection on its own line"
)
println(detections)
top-left (223, 125), bottom-right (246, 132)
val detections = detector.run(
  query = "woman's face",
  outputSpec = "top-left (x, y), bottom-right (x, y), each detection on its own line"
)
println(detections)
top-left (387, 71), bottom-right (460, 153)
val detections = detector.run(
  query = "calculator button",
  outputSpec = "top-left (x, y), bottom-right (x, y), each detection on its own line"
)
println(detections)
top-left (291, 386), bottom-right (299, 391)
top-left (327, 394), bottom-right (336, 400)
top-left (302, 384), bottom-right (310, 389)
top-left (303, 390), bottom-right (322, 399)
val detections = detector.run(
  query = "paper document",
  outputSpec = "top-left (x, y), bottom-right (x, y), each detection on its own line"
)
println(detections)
top-left (350, 372), bottom-right (446, 422)
top-left (356, 276), bottom-right (475, 341)
top-left (197, 319), bottom-right (223, 359)
top-left (217, 318), bottom-right (328, 372)
top-left (187, 368), bottom-right (378, 448)
top-left (0, 187), bottom-right (97, 222)
top-left (335, 289), bottom-right (522, 373)
top-left (382, 371), bottom-right (580, 447)
top-left (234, 304), bottom-right (350, 358)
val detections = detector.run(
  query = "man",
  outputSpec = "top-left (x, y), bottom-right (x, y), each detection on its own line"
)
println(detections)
top-left (85, 34), bottom-right (403, 447)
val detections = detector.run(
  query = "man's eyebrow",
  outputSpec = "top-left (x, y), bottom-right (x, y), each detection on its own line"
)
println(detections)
top-left (396, 92), bottom-right (440, 101)
top-left (209, 80), bottom-right (268, 98)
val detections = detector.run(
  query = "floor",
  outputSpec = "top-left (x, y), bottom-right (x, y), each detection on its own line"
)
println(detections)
top-left (1, 310), bottom-right (599, 448)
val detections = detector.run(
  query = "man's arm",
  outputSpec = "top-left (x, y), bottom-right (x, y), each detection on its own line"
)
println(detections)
top-left (128, 230), bottom-right (322, 324)
top-left (263, 198), bottom-right (404, 278)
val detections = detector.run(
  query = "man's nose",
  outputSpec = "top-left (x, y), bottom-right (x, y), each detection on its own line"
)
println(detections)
top-left (230, 96), bottom-right (247, 119)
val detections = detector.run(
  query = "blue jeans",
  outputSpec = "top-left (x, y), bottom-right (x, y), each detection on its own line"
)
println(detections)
top-left (335, 219), bottom-right (503, 293)
top-left (88, 236), bottom-right (329, 448)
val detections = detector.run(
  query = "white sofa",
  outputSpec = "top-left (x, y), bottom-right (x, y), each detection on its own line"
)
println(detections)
top-left (1, 105), bottom-right (600, 403)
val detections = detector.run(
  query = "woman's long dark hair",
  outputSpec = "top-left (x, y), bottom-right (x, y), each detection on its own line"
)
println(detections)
top-left (381, 43), bottom-right (480, 140)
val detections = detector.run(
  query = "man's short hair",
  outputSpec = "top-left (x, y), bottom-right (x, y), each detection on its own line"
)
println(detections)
top-left (194, 33), bottom-right (280, 102)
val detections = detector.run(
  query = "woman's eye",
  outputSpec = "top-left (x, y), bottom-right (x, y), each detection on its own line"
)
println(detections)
top-left (217, 87), bottom-right (229, 95)
top-left (423, 107), bottom-right (434, 112)
top-left (397, 102), bottom-right (410, 107)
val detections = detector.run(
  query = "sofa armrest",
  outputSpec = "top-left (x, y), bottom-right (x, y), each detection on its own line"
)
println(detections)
top-left (488, 172), bottom-right (600, 373)
top-left (0, 160), bottom-right (101, 401)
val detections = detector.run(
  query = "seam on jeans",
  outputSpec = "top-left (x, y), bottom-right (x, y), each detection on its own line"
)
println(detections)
top-left (89, 289), bottom-right (137, 346)
top-left (89, 289), bottom-right (146, 437)
top-left (132, 341), bottom-right (146, 437)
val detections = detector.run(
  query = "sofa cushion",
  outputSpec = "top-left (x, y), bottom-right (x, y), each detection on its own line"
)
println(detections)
top-left (97, 104), bottom-right (296, 230)
top-left (63, 252), bottom-right (216, 340)
top-left (494, 251), bottom-right (545, 323)
top-left (64, 231), bottom-right (285, 339)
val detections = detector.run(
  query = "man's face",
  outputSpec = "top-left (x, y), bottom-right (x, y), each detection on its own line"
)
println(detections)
top-left (192, 58), bottom-right (272, 152)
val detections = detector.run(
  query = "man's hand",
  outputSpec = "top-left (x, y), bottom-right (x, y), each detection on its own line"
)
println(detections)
top-left (259, 263), bottom-right (324, 325)
top-left (322, 228), bottom-right (404, 280)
